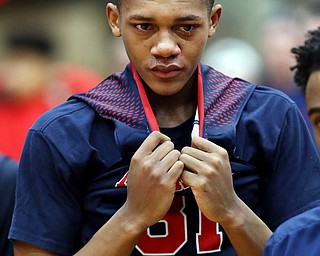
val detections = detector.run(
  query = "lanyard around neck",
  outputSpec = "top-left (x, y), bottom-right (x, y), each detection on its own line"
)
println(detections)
top-left (130, 63), bottom-right (204, 138)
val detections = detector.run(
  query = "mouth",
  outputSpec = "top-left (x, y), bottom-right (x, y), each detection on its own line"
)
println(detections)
top-left (151, 65), bottom-right (182, 79)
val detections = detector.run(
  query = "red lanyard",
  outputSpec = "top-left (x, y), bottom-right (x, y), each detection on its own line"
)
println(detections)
top-left (130, 63), bottom-right (204, 137)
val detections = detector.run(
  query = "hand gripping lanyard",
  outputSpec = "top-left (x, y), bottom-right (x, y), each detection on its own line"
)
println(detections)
top-left (130, 65), bottom-right (226, 255)
top-left (130, 63), bottom-right (204, 138)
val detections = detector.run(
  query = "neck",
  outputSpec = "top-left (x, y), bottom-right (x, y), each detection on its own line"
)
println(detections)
top-left (145, 75), bottom-right (198, 128)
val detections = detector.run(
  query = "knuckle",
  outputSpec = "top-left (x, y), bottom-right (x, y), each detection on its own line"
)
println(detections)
top-left (179, 153), bottom-right (187, 162)
top-left (220, 148), bottom-right (229, 159)
top-left (209, 155), bottom-right (224, 169)
top-left (143, 158), bottom-right (156, 171)
top-left (148, 131), bottom-right (161, 141)
top-left (131, 154), bottom-right (140, 165)
top-left (171, 149), bottom-right (181, 157)
top-left (151, 130), bottom-right (166, 141)
top-left (163, 140), bottom-right (175, 149)
top-left (197, 178), bottom-right (207, 190)
top-left (151, 130), bottom-right (161, 136)
top-left (181, 146), bottom-right (190, 154)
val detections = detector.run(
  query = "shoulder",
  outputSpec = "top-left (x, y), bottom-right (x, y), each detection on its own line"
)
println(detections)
top-left (263, 206), bottom-right (320, 256)
top-left (247, 85), bottom-right (298, 116)
top-left (203, 64), bottom-right (299, 122)
top-left (23, 98), bottom-right (119, 170)
top-left (31, 98), bottom-right (97, 134)
top-left (201, 64), bottom-right (295, 106)
top-left (253, 84), bottom-right (295, 103)
top-left (26, 99), bottom-right (104, 161)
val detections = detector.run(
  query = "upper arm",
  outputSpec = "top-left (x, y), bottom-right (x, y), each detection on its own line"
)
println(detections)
top-left (14, 241), bottom-right (61, 256)
top-left (9, 130), bottom-right (84, 253)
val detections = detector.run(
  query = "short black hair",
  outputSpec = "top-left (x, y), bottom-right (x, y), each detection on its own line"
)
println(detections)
top-left (6, 30), bottom-right (53, 56)
top-left (113, 0), bottom-right (215, 16)
top-left (291, 27), bottom-right (320, 95)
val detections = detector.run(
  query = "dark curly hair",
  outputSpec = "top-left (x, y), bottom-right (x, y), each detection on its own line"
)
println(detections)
top-left (291, 27), bottom-right (320, 95)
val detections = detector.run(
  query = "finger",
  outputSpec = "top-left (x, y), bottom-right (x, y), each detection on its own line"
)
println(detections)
top-left (155, 148), bottom-right (181, 173)
top-left (135, 131), bottom-right (171, 157)
top-left (164, 160), bottom-right (184, 183)
top-left (181, 139), bottom-right (227, 163)
top-left (179, 153), bottom-right (202, 174)
top-left (151, 140), bottom-right (175, 161)
top-left (191, 136), bottom-right (225, 153)
top-left (180, 146), bottom-right (204, 162)
top-left (180, 169), bottom-right (198, 187)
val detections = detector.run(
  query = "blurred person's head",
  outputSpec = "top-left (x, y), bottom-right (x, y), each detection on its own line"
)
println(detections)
top-left (0, 29), bottom-right (53, 101)
top-left (301, 1), bottom-right (320, 32)
top-left (259, 9), bottom-right (305, 91)
top-left (291, 27), bottom-right (320, 149)
top-left (45, 62), bottom-right (102, 107)
top-left (201, 37), bottom-right (263, 84)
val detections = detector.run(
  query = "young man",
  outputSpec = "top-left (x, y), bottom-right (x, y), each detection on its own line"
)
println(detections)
top-left (263, 26), bottom-right (320, 256)
top-left (291, 26), bottom-right (320, 150)
top-left (9, 1), bottom-right (320, 256)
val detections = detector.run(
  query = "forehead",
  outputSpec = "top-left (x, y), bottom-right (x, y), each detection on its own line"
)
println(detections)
top-left (122, 0), bottom-right (206, 5)
top-left (306, 70), bottom-right (320, 108)
top-left (121, 0), bottom-right (208, 19)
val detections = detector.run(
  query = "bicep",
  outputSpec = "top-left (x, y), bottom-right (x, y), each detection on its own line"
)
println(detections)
top-left (14, 240), bottom-right (61, 256)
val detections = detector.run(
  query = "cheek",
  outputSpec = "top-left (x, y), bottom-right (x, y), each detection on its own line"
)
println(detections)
top-left (129, 46), bottom-right (150, 67)
top-left (306, 94), bottom-right (319, 114)
top-left (122, 35), bottom-right (145, 60)
top-left (311, 121), bottom-right (320, 149)
top-left (190, 38), bottom-right (208, 60)
top-left (316, 135), bottom-right (320, 151)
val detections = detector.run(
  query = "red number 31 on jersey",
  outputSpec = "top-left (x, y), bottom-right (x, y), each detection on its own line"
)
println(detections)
top-left (136, 197), bottom-right (223, 255)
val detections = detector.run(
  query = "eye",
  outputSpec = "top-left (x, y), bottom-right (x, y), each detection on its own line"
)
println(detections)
top-left (135, 23), bottom-right (154, 31)
top-left (310, 115), bottom-right (320, 130)
top-left (176, 24), bottom-right (198, 35)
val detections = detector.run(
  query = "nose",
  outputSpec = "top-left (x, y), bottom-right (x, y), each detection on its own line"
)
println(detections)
top-left (151, 31), bottom-right (181, 58)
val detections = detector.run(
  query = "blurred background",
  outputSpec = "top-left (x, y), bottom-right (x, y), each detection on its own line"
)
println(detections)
top-left (0, 0), bottom-right (319, 161)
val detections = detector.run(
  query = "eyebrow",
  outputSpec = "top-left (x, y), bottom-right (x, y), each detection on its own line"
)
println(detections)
top-left (128, 14), bottom-right (201, 22)
top-left (128, 15), bottom-right (154, 22)
top-left (175, 15), bottom-right (201, 22)
top-left (308, 107), bottom-right (320, 116)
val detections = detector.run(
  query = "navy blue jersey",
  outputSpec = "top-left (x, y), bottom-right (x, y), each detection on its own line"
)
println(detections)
top-left (9, 64), bottom-right (320, 255)
top-left (263, 206), bottom-right (320, 256)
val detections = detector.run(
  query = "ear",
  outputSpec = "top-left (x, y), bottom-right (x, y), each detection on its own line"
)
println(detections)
top-left (208, 4), bottom-right (222, 37)
top-left (106, 3), bottom-right (121, 37)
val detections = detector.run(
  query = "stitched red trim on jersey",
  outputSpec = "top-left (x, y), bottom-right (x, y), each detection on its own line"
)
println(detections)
top-left (72, 64), bottom-right (255, 135)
